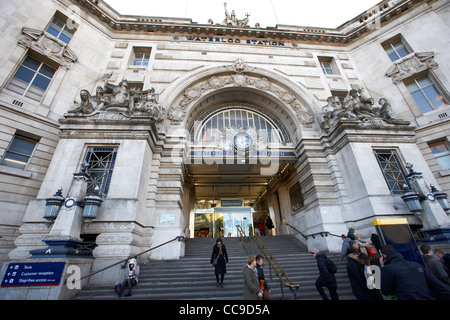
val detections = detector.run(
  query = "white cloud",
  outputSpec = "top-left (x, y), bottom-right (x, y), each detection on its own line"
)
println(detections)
top-left (104, 0), bottom-right (381, 28)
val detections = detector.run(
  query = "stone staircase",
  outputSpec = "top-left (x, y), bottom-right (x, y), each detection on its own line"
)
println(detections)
top-left (72, 235), bottom-right (355, 300)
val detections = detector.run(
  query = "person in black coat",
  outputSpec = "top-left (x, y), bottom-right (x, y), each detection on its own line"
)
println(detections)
top-left (210, 238), bottom-right (229, 288)
top-left (380, 245), bottom-right (450, 300)
top-left (346, 250), bottom-right (371, 300)
top-left (255, 255), bottom-right (271, 299)
top-left (312, 248), bottom-right (339, 300)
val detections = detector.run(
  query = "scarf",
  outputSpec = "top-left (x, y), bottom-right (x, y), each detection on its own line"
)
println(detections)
top-left (217, 244), bottom-right (223, 255)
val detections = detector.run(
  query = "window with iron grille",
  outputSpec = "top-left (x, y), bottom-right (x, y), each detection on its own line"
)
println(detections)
top-left (374, 150), bottom-right (409, 194)
top-left (83, 147), bottom-right (118, 196)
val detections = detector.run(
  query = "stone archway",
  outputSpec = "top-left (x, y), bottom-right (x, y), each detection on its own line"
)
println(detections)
top-left (161, 59), bottom-right (323, 144)
top-left (156, 59), bottom-right (330, 242)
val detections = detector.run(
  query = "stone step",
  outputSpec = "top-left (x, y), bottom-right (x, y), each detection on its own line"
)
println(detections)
top-left (72, 235), bottom-right (356, 300)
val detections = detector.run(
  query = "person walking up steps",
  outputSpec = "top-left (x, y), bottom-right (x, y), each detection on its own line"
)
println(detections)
top-left (210, 237), bottom-right (228, 288)
top-left (312, 248), bottom-right (339, 300)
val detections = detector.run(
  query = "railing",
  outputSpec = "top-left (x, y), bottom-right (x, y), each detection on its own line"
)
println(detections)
top-left (286, 223), bottom-right (341, 239)
top-left (66, 236), bottom-right (186, 285)
top-left (236, 225), bottom-right (300, 299)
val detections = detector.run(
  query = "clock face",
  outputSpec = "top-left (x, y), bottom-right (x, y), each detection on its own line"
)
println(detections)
top-left (64, 198), bottom-right (76, 209)
top-left (233, 133), bottom-right (253, 150)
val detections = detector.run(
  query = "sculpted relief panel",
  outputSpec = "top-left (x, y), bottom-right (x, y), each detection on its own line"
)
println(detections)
top-left (167, 59), bottom-right (315, 127)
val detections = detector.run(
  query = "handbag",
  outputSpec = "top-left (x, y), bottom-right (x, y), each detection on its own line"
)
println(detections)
top-left (212, 257), bottom-right (218, 266)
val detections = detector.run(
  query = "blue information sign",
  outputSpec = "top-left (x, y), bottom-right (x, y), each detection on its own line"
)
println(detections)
top-left (2, 262), bottom-right (65, 287)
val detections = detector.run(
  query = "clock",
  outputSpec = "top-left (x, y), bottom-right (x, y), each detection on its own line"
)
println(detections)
top-left (233, 133), bottom-right (253, 150)
top-left (64, 198), bottom-right (76, 209)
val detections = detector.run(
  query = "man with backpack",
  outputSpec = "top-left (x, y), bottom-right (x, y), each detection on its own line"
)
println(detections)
top-left (312, 248), bottom-right (339, 300)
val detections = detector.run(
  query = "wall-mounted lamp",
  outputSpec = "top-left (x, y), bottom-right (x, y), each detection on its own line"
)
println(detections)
top-left (43, 187), bottom-right (65, 221)
top-left (82, 186), bottom-right (104, 221)
top-left (401, 184), bottom-right (423, 212)
top-left (431, 184), bottom-right (450, 211)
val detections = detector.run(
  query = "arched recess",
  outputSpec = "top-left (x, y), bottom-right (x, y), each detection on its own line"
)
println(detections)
top-left (160, 59), bottom-right (323, 144)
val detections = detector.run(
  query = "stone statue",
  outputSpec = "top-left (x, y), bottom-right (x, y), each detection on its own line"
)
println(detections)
top-left (320, 88), bottom-right (405, 129)
top-left (222, 2), bottom-right (249, 27)
top-left (68, 89), bottom-right (94, 114)
top-left (66, 78), bottom-right (163, 120)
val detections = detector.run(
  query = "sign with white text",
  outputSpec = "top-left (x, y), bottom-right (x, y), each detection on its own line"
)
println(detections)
top-left (2, 262), bottom-right (65, 287)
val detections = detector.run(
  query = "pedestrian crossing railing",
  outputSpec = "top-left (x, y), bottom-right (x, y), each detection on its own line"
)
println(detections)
top-left (236, 225), bottom-right (300, 299)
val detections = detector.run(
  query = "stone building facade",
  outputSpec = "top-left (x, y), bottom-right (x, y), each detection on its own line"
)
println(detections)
top-left (0, 0), bottom-right (449, 286)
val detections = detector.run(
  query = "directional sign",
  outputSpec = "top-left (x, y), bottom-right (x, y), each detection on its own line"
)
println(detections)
top-left (2, 262), bottom-right (65, 287)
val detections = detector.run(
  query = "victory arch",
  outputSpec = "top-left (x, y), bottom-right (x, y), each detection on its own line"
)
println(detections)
top-left (161, 59), bottom-right (346, 254)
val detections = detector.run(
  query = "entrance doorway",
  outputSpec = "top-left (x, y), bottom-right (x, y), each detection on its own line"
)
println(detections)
top-left (194, 204), bottom-right (253, 238)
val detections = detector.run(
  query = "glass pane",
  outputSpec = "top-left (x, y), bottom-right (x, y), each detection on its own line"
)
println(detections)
top-left (39, 64), bottom-right (56, 78)
top-left (417, 77), bottom-right (433, 87)
top-left (58, 32), bottom-right (72, 44)
top-left (422, 85), bottom-right (447, 109)
top-left (406, 81), bottom-right (420, 92)
top-left (8, 137), bottom-right (36, 156)
top-left (32, 74), bottom-right (52, 90)
top-left (22, 56), bottom-right (41, 71)
top-left (25, 85), bottom-right (45, 101)
top-left (7, 78), bottom-right (28, 95)
top-left (14, 66), bottom-right (35, 83)
top-left (411, 91), bottom-right (433, 113)
top-left (1, 152), bottom-right (28, 169)
top-left (46, 25), bottom-right (61, 38)
top-left (388, 51), bottom-right (399, 62)
top-left (436, 156), bottom-right (450, 170)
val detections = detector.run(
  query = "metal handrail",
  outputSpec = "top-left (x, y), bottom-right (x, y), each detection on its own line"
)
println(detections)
top-left (67, 236), bottom-right (186, 284)
top-left (286, 223), bottom-right (341, 239)
top-left (236, 225), bottom-right (300, 298)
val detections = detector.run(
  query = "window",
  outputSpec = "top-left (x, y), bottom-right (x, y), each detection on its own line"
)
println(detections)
top-left (429, 141), bottom-right (450, 170)
top-left (289, 182), bottom-right (304, 212)
top-left (83, 147), bottom-right (118, 196)
top-left (46, 15), bottom-right (76, 44)
top-left (131, 47), bottom-right (151, 66)
top-left (1, 132), bottom-right (40, 170)
top-left (406, 75), bottom-right (448, 113)
top-left (383, 38), bottom-right (411, 62)
top-left (191, 106), bottom-right (286, 144)
top-left (6, 56), bottom-right (57, 102)
top-left (374, 150), bottom-right (409, 194)
top-left (318, 57), bottom-right (338, 75)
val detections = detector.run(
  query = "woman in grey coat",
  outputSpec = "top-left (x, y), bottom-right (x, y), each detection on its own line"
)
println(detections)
top-left (243, 256), bottom-right (263, 300)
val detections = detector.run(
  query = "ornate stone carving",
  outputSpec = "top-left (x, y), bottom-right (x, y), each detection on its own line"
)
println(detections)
top-left (167, 59), bottom-right (315, 126)
top-left (386, 52), bottom-right (438, 84)
top-left (66, 78), bottom-right (164, 121)
top-left (320, 88), bottom-right (409, 130)
top-left (18, 28), bottom-right (78, 69)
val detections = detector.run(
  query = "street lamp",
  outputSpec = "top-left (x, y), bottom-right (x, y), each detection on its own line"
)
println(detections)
top-left (431, 184), bottom-right (450, 211)
top-left (43, 187), bottom-right (65, 221)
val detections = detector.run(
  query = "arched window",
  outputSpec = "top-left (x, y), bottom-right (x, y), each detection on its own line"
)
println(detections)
top-left (190, 105), bottom-right (290, 144)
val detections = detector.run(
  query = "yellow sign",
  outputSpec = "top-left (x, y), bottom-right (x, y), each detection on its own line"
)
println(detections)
top-left (373, 218), bottom-right (408, 226)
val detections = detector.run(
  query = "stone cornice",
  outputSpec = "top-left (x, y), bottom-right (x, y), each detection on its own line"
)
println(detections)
top-left (69, 0), bottom-right (429, 45)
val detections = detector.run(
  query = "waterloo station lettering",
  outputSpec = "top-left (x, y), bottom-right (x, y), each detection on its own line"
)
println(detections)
top-left (185, 36), bottom-right (285, 47)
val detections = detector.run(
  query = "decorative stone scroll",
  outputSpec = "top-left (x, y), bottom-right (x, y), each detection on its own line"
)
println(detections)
top-left (320, 88), bottom-right (409, 130)
top-left (167, 59), bottom-right (315, 126)
top-left (65, 79), bottom-right (164, 121)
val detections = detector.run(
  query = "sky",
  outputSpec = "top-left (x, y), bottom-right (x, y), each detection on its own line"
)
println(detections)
top-left (104, 0), bottom-right (382, 29)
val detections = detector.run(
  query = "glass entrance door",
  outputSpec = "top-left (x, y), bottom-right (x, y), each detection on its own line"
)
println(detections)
top-left (194, 207), bottom-right (253, 238)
